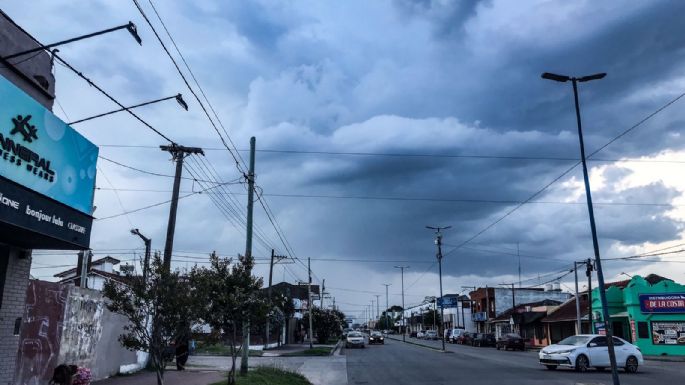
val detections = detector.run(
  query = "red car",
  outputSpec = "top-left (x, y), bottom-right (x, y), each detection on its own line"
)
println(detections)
top-left (496, 333), bottom-right (525, 351)
top-left (456, 332), bottom-right (475, 345)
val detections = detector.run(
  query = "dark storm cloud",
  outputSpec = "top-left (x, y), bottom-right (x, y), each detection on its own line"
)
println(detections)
top-left (393, 0), bottom-right (491, 37)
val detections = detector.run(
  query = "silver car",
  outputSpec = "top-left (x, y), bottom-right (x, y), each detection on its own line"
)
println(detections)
top-left (346, 331), bottom-right (365, 349)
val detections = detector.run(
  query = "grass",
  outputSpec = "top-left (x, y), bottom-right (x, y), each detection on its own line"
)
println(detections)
top-left (194, 344), bottom-right (263, 357)
top-left (209, 367), bottom-right (311, 385)
top-left (280, 346), bottom-right (333, 357)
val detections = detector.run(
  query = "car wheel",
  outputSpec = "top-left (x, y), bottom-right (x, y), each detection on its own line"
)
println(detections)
top-left (575, 355), bottom-right (589, 372)
top-left (545, 365), bottom-right (557, 370)
top-left (625, 356), bottom-right (639, 374)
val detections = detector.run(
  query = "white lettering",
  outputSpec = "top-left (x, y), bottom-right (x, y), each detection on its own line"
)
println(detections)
top-left (68, 222), bottom-right (86, 234)
top-left (0, 192), bottom-right (19, 210)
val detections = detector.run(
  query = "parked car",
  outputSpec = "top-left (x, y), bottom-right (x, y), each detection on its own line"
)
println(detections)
top-left (539, 335), bottom-right (643, 373)
top-left (410, 331), bottom-right (418, 338)
top-left (456, 332), bottom-right (475, 345)
top-left (425, 330), bottom-right (439, 340)
top-left (416, 330), bottom-right (426, 339)
top-left (472, 333), bottom-right (496, 347)
top-left (369, 331), bottom-right (385, 345)
top-left (346, 331), bottom-right (365, 349)
top-left (496, 333), bottom-right (525, 351)
top-left (447, 328), bottom-right (466, 344)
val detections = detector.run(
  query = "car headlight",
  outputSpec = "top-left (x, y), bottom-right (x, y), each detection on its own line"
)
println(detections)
top-left (556, 349), bottom-right (576, 354)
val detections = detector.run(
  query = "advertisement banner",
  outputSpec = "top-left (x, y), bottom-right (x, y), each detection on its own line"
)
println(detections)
top-left (651, 321), bottom-right (685, 345)
top-left (639, 293), bottom-right (685, 314)
top-left (438, 296), bottom-right (460, 308)
top-left (0, 76), bottom-right (98, 214)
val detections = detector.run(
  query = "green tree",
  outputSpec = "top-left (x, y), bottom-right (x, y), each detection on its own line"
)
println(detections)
top-left (189, 252), bottom-right (268, 385)
top-left (103, 253), bottom-right (196, 385)
top-left (303, 307), bottom-right (346, 343)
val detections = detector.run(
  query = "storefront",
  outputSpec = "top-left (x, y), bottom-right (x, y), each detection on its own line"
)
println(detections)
top-left (591, 274), bottom-right (685, 356)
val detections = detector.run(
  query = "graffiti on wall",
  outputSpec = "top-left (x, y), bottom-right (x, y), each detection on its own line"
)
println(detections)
top-left (14, 280), bottom-right (68, 385)
top-left (58, 288), bottom-right (104, 365)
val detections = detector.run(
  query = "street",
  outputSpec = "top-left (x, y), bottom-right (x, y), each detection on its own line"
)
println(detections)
top-left (345, 337), bottom-right (685, 385)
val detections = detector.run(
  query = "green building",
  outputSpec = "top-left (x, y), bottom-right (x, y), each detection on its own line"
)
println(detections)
top-left (591, 274), bottom-right (685, 356)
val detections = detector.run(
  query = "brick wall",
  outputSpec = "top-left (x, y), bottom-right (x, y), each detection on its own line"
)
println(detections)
top-left (0, 247), bottom-right (31, 384)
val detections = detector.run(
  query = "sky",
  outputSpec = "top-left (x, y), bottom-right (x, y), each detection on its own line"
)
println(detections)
top-left (5, 0), bottom-right (685, 322)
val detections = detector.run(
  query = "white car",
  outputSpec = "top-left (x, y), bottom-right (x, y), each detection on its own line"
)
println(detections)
top-left (346, 331), bottom-right (365, 349)
top-left (416, 330), bottom-right (426, 339)
top-left (539, 334), bottom-right (643, 373)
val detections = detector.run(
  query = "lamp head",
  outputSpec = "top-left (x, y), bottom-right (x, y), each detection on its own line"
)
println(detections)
top-left (126, 22), bottom-right (143, 45)
top-left (130, 228), bottom-right (139, 235)
top-left (578, 73), bottom-right (607, 82)
top-left (175, 94), bottom-right (189, 111)
top-left (541, 72), bottom-right (570, 82)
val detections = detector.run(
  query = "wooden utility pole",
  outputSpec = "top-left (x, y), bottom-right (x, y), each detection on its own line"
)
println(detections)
top-left (266, 249), bottom-right (287, 348)
top-left (240, 137), bottom-right (256, 375)
top-left (308, 257), bottom-right (314, 349)
top-left (160, 143), bottom-right (204, 272)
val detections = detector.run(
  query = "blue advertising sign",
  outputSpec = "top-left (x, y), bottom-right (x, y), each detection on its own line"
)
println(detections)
top-left (0, 76), bottom-right (98, 214)
top-left (438, 296), bottom-right (460, 308)
top-left (640, 293), bottom-right (685, 314)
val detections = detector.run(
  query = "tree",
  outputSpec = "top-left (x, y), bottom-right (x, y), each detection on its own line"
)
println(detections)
top-left (378, 313), bottom-right (394, 330)
top-left (189, 252), bottom-right (268, 385)
top-left (303, 307), bottom-right (346, 344)
top-left (103, 253), bottom-right (196, 385)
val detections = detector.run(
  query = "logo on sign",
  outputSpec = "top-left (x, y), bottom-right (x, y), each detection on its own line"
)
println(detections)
top-left (10, 114), bottom-right (38, 142)
top-left (639, 293), bottom-right (685, 314)
top-left (0, 114), bottom-right (55, 182)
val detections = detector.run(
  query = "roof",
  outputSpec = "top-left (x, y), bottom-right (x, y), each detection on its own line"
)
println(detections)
top-left (541, 294), bottom-right (589, 323)
top-left (492, 299), bottom-right (562, 322)
top-left (53, 256), bottom-right (121, 278)
top-left (57, 269), bottom-right (130, 285)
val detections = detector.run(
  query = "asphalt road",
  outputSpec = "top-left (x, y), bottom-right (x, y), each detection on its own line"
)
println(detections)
top-left (344, 337), bottom-right (684, 385)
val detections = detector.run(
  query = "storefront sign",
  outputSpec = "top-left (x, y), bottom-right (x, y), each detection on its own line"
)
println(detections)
top-left (595, 321), bottom-right (606, 335)
top-left (651, 321), bottom-right (685, 345)
top-left (630, 319), bottom-right (637, 343)
top-left (0, 76), bottom-right (98, 214)
top-left (437, 296), bottom-right (460, 308)
top-left (639, 293), bottom-right (685, 314)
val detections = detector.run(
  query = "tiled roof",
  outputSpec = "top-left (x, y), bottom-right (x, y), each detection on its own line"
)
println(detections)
top-left (492, 299), bottom-right (562, 322)
top-left (541, 294), bottom-right (589, 323)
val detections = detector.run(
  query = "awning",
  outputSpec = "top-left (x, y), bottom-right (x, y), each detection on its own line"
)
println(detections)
top-left (610, 312), bottom-right (629, 318)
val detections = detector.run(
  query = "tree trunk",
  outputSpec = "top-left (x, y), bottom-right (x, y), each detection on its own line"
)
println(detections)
top-left (228, 326), bottom-right (237, 385)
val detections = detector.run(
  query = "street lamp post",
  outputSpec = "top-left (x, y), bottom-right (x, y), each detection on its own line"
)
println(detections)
top-left (382, 283), bottom-right (391, 330)
top-left (394, 265), bottom-right (409, 342)
top-left (68, 94), bottom-right (188, 125)
top-left (427, 226), bottom-right (450, 351)
top-left (130, 228), bottom-right (151, 283)
top-left (541, 72), bottom-right (620, 385)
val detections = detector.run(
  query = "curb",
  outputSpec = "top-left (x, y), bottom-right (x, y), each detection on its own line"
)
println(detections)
top-left (331, 341), bottom-right (343, 356)
top-left (645, 356), bottom-right (685, 363)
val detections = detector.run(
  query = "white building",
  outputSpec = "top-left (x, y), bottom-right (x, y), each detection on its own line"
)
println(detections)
top-left (53, 256), bottom-right (128, 290)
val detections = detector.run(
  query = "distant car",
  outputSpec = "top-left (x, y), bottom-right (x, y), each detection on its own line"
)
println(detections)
top-left (425, 330), bottom-right (439, 340)
top-left (369, 331), bottom-right (385, 345)
top-left (456, 332), bottom-right (475, 345)
top-left (416, 330), bottom-right (426, 339)
top-left (497, 333), bottom-right (525, 351)
top-left (346, 332), bottom-right (365, 349)
top-left (472, 333), bottom-right (496, 347)
top-left (447, 328), bottom-right (466, 344)
top-left (539, 335), bottom-right (643, 372)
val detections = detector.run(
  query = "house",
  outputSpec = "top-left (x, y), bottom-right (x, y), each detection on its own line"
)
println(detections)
top-left (53, 256), bottom-right (129, 290)
top-left (469, 286), bottom-right (572, 332)
top-left (541, 293), bottom-right (591, 344)
top-left (269, 282), bottom-right (320, 344)
top-left (490, 299), bottom-right (562, 347)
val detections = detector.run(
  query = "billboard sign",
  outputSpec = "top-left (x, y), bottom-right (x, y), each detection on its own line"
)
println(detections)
top-left (639, 293), bottom-right (685, 314)
top-left (651, 321), bottom-right (685, 345)
top-left (0, 75), bottom-right (98, 214)
top-left (437, 296), bottom-right (460, 308)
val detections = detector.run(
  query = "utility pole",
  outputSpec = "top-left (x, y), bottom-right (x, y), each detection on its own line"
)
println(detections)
top-left (574, 261), bottom-right (582, 334)
top-left (587, 258), bottom-right (593, 328)
top-left (485, 285), bottom-right (490, 333)
top-left (160, 143), bottom-right (204, 273)
top-left (517, 243), bottom-right (521, 288)
top-left (374, 294), bottom-right (381, 326)
top-left (307, 257), bottom-right (314, 349)
top-left (240, 137), bottom-right (256, 375)
top-left (394, 265), bottom-right (409, 342)
top-left (130, 229), bottom-right (151, 283)
top-left (427, 225), bottom-right (450, 351)
top-left (76, 250), bottom-right (92, 288)
top-left (382, 284), bottom-right (391, 329)
top-left (266, 249), bottom-right (287, 348)
top-left (321, 279), bottom-right (326, 309)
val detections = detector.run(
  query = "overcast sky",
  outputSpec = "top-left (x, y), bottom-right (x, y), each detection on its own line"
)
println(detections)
top-left (6, 0), bottom-right (685, 321)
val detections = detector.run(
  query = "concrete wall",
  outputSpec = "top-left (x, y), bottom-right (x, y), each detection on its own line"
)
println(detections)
top-left (0, 246), bottom-right (31, 385)
top-left (494, 288), bottom-right (571, 316)
top-left (14, 281), bottom-right (137, 384)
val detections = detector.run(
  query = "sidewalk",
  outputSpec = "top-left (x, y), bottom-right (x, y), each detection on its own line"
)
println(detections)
top-left (93, 370), bottom-right (225, 385)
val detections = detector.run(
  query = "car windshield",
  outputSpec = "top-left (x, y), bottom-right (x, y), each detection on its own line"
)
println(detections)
top-left (348, 332), bottom-right (362, 338)
top-left (506, 334), bottom-right (521, 338)
top-left (557, 336), bottom-right (591, 346)
top-left (371, 332), bottom-right (382, 336)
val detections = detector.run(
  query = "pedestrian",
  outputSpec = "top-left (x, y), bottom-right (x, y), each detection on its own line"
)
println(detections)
top-left (50, 364), bottom-right (91, 385)
top-left (176, 339), bottom-right (189, 370)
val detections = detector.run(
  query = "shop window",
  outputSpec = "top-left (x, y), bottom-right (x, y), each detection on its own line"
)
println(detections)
top-left (637, 322), bottom-right (649, 339)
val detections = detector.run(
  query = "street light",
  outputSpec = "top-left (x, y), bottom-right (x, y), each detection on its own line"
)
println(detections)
top-left (68, 94), bottom-right (188, 125)
top-left (426, 225), bottom-right (451, 352)
top-left (130, 228), bottom-right (151, 283)
top-left (394, 265), bottom-right (409, 342)
top-left (620, 272), bottom-right (634, 279)
top-left (2, 21), bottom-right (142, 61)
top-left (541, 71), bottom-right (619, 385)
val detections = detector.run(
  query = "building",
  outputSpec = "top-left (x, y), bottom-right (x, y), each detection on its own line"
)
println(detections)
top-left (440, 294), bottom-right (475, 332)
top-left (490, 299), bottom-right (562, 347)
top-left (53, 256), bottom-right (129, 290)
top-left (469, 286), bottom-right (572, 332)
top-left (541, 293), bottom-right (591, 344)
top-left (270, 282), bottom-right (320, 344)
top-left (1, 11), bottom-right (98, 383)
top-left (591, 274), bottom-right (685, 356)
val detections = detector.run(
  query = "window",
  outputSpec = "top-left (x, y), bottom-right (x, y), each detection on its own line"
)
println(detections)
top-left (612, 337), bottom-right (624, 346)
top-left (589, 336), bottom-right (607, 347)
top-left (638, 322), bottom-right (649, 339)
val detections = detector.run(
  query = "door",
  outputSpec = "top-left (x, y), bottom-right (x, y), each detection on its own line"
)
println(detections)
top-left (611, 337), bottom-right (628, 364)
top-left (587, 336), bottom-right (609, 367)
top-left (612, 321), bottom-right (626, 340)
